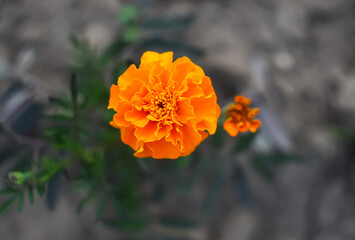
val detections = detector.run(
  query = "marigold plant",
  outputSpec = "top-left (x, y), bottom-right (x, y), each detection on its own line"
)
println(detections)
top-left (108, 51), bottom-right (220, 159)
top-left (223, 95), bottom-right (261, 137)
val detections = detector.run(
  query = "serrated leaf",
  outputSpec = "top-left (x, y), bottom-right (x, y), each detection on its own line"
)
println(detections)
top-left (77, 191), bottom-right (96, 214)
top-left (0, 198), bottom-right (15, 214)
top-left (28, 186), bottom-right (34, 204)
top-left (17, 192), bottom-right (24, 212)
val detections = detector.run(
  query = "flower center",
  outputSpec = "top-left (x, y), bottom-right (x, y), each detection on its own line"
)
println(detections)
top-left (229, 104), bottom-right (249, 122)
top-left (148, 91), bottom-right (176, 119)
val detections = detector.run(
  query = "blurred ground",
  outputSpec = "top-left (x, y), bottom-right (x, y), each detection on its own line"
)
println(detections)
top-left (1, 0), bottom-right (355, 239)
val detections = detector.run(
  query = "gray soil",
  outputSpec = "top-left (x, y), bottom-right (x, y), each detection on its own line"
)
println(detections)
top-left (1, 0), bottom-right (355, 239)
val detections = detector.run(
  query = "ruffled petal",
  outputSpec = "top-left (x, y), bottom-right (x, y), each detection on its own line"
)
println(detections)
top-left (134, 121), bottom-right (159, 142)
top-left (108, 84), bottom-right (120, 109)
top-left (121, 126), bottom-right (140, 151)
top-left (175, 98), bottom-right (195, 124)
top-left (140, 51), bottom-right (173, 69)
top-left (223, 118), bottom-right (239, 137)
top-left (124, 108), bottom-right (149, 128)
top-left (179, 123), bottom-right (202, 153)
top-left (146, 140), bottom-right (181, 159)
top-left (134, 145), bottom-right (154, 158)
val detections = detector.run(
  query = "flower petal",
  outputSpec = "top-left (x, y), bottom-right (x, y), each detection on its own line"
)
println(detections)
top-left (249, 119), bottom-right (261, 132)
top-left (134, 121), bottom-right (159, 142)
top-left (175, 98), bottom-right (195, 124)
top-left (191, 95), bottom-right (219, 122)
top-left (134, 145), bottom-right (154, 158)
top-left (146, 140), bottom-right (181, 159)
top-left (179, 123), bottom-right (202, 153)
top-left (125, 108), bottom-right (149, 128)
top-left (112, 102), bottom-right (132, 127)
top-left (223, 118), bottom-right (239, 137)
top-left (140, 51), bottom-right (173, 69)
top-left (108, 84), bottom-right (120, 109)
top-left (121, 126), bottom-right (141, 151)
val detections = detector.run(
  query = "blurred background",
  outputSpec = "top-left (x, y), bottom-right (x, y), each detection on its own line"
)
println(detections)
top-left (1, 0), bottom-right (355, 240)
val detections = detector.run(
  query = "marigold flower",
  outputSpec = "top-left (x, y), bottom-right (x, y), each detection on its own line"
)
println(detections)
top-left (223, 96), bottom-right (261, 137)
top-left (108, 51), bottom-right (220, 159)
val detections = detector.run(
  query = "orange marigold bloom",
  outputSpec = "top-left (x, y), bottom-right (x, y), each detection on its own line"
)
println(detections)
top-left (108, 51), bottom-right (220, 159)
top-left (223, 96), bottom-right (261, 137)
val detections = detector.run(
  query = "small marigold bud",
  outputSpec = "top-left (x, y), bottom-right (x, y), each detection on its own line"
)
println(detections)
top-left (223, 96), bottom-right (261, 137)
top-left (8, 171), bottom-right (33, 185)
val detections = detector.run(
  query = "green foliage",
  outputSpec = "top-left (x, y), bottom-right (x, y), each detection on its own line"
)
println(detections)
top-left (0, 3), bottom-right (303, 239)
top-left (251, 152), bottom-right (304, 180)
top-left (234, 131), bottom-right (259, 153)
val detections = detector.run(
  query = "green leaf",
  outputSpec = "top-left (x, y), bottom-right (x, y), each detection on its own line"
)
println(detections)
top-left (159, 215), bottom-right (198, 229)
top-left (123, 25), bottom-right (140, 42)
top-left (211, 124), bottom-right (224, 147)
top-left (99, 39), bottom-right (127, 66)
top-left (0, 188), bottom-right (20, 196)
top-left (330, 125), bottom-right (355, 143)
top-left (95, 196), bottom-right (107, 220)
top-left (234, 131), bottom-right (259, 153)
top-left (69, 33), bottom-right (81, 49)
top-left (77, 191), bottom-right (96, 214)
top-left (37, 184), bottom-right (46, 197)
top-left (45, 114), bottom-right (72, 122)
top-left (115, 218), bottom-right (147, 231)
top-left (168, 155), bottom-right (192, 171)
top-left (48, 97), bottom-right (71, 109)
top-left (70, 181), bottom-right (94, 193)
top-left (28, 186), bottom-right (34, 205)
top-left (70, 72), bottom-right (78, 106)
top-left (44, 126), bottom-right (70, 137)
top-left (118, 5), bottom-right (138, 24)
top-left (0, 198), bottom-right (16, 214)
top-left (17, 192), bottom-right (24, 212)
top-left (112, 61), bottom-right (129, 79)
top-left (142, 15), bottom-right (195, 30)
top-left (251, 152), bottom-right (304, 180)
